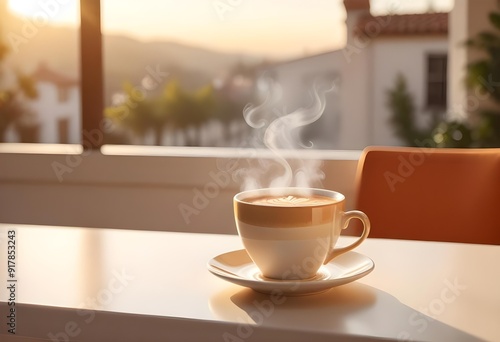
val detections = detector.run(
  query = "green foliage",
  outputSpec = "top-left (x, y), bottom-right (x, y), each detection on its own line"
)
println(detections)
top-left (164, 80), bottom-right (215, 129)
top-left (489, 12), bottom-right (500, 31)
top-left (0, 23), bottom-right (39, 142)
top-left (465, 8), bottom-right (500, 146)
top-left (17, 73), bottom-right (38, 99)
top-left (386, 73), bottom-right (475, 148)
top-left (387, 73), bottom-right (431, 146)
top-left (387, 74), bottom-right (413, 142)
top-left (432, 121), bottom-right (473, 148)
top-left (473, 110), bottom-right (500, 147)
top-left (105, 79), bottom-right (221, 146)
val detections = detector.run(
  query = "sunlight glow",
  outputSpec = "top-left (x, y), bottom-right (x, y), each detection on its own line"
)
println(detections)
top-left (8, 0), bottom-right (79, 25)
top-left (6, 0), bottom-right (455, 58)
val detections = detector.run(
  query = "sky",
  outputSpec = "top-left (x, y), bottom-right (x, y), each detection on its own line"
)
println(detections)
top-left (8, 0), bottom-right (454, 58)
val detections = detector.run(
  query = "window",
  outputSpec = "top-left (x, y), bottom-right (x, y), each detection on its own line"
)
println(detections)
top-left (58, 87), bottom-right (70, 103)
top-left (0, 0), bottom-right (81, 144)
top-left (2, 1), bottom-right (473, 151)
top-left (426, 54), bottom-right (447, 109)
top-left (101, 0), bottom-right (341, 148)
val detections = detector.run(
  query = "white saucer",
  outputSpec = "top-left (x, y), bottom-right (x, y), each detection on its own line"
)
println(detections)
top-left (208, 249), bottom-right (374, 296)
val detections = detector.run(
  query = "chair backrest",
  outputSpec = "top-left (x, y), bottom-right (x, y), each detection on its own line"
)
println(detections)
top-left (353, 146), bottom-right (500, 245)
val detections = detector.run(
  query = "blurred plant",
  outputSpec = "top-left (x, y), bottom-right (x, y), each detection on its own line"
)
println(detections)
top-left (388, 9), bottom-right (500, 148)
top-left (465, 9), bottom-right (500, 147)
top-left (0, 39), bottom-right (7, 61)
top-left (164, 80), bottom-right (216, 146)
top-left (387, 73), bottom-right (434, 146)
top-left (105, 80), bottom-right (218, 146)
top-left (105, 81), bottom-right (167, 145)
top-left (431, 120), bottom-right (473, 148)
top-left (0, 21), bottom-right (39, 142)
top-left (106, 82), bottom-right (153, 139)
top-left (387, 72), bottom-right (480, 148)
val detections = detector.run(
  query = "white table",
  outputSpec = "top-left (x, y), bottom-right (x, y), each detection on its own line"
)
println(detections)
top-left (0, 224), bottom-right (498, 342)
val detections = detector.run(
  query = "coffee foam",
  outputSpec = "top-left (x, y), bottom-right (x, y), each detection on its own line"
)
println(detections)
top-left (235, 192), bottom-right (341, 228)
top-left (245, 195), bottom-right (335, 207)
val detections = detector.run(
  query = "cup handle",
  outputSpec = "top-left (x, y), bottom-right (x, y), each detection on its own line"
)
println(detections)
top-left (323, 210), bottom-right (370, 264)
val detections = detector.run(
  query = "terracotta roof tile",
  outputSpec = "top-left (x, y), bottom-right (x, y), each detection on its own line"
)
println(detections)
top-left (356, 12), bottom-right (448, 37)
top-left (32, 63), bottom-right (79, 87)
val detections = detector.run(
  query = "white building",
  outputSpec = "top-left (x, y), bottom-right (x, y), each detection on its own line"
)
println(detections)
top-left (5, 63), bottom-right (80, 144)
top-left (260, 0), bottom-right (449, 149)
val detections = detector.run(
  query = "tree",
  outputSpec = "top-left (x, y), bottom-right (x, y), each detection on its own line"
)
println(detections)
top-left (105, 79), bottom-right (217, 146)
top-left (387, 73), bottom-right (473, 148)
top-left (387, 73), bottom-right (432, 145)
top-left (0, 10), bottom-right (38, 142)
top-left (163, 80), bottom-right (216, 146)
top-left (105, 81), bottom-right (168, 145)
top-left (465, 10), bottom-right (500, 147)
top-left (431, 120), bottom-right (473, 148)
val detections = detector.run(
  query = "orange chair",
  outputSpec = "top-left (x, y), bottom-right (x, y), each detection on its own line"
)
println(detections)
top-left (353, 146), bottom-right (500, 245)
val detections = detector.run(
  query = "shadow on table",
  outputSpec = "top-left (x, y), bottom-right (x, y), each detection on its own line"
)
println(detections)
top-left (209, 282), bottom-right (483, 342)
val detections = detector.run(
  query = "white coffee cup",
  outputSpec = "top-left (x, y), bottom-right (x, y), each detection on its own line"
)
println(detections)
top-left (234, 187), bottom-right (370, 280)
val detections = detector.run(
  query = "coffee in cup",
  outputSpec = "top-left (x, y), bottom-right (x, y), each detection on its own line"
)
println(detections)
top-left (234, 187), bottom-right (370, 280)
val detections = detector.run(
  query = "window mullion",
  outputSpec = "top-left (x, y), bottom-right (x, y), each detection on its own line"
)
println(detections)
top-left (80, 0), bottom-right (103, 150)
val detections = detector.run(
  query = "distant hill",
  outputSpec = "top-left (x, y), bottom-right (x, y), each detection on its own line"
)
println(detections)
top-left (3, 17), bottom-right (267, 104)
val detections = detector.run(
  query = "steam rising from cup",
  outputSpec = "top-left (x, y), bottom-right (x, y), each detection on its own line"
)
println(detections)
top-left (234, 75), bottom-right (338, 191)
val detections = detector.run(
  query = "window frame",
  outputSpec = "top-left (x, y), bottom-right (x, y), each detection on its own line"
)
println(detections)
top-left (80, 0), bottom-right (104, 150)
